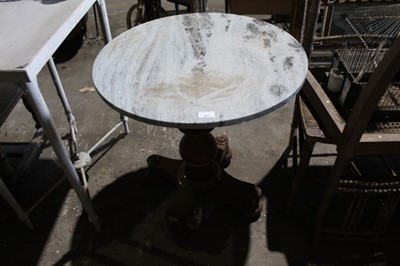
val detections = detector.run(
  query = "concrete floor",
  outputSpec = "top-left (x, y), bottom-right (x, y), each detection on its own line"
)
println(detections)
top-left (1, 1), bottom-right (400, 265)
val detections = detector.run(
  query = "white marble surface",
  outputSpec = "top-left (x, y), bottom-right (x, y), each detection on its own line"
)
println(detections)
top-left (93, 13), bottom-right (308, 129)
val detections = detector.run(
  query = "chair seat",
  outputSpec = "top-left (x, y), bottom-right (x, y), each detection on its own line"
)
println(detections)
top-left (299, 96), bottom-right (331, 143)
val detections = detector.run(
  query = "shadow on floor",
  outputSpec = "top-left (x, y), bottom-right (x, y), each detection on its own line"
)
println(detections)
top-left (259, 154), bottom-right (400, 266)
top-left (0, 159), bottom-right (70, 266)
top-left (4, 146), bottom-right (399, 265)
top-left (55, 168), bottom-right (252, 266)
top-left (0, 133), bottom-right (127, 266)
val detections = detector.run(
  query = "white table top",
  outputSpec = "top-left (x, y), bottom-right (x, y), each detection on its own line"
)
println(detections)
top-left (0, 0), bottom-right (95, 82)
top-left (93, 13), bottom-right (308, 129)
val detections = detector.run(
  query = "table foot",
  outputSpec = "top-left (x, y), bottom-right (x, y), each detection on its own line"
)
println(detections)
top-left (146, 129), bottom-right (262, 239)
top-left (216, 170), bottom-right (263, 222)
top-left (147, 159), bottom-right (262, 238)
top-left (165, 187), bottom-right (203, 240)
top-left (163, 171), bottom-right (262, 239)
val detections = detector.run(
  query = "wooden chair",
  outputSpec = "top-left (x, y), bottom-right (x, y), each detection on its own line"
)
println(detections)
top-left (287, 34), bottom-right (400, 244)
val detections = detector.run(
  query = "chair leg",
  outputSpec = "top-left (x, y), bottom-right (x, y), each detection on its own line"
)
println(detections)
top-left (175, 3), bottom-right (179, 14)
top-left (312, 152), bottom-right (349, 245)
top-left (225, 0), bottom-right (229, 13)
top-left (289, 96), bottom-right (301, 172)
top-left (287, 140), bottom-right (315, 214)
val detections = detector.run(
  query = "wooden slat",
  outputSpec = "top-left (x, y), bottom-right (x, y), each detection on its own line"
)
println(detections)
top-left (301, 71), bottom-right (345, 141)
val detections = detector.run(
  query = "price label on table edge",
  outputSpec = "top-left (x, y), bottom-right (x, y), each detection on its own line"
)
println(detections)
top-left (198, 111), bottom-right (216, 118)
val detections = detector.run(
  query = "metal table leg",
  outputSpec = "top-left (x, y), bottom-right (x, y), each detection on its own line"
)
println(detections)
top-left (45, 1), bottom-right (129, 193)
top-left (96, 0), bottom-right (112, 44)
top-left (19, 79), bottom-right (100, 230)
top-left (47, 57), bottom-right (79, 155)
top-left (96, 0), bottom-right (129, 134)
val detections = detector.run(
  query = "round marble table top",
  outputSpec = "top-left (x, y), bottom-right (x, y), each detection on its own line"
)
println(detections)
top-left (93, 13), bottom-right (308, 129)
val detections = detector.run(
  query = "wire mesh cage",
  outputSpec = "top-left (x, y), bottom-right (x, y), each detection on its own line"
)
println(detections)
top-left (345, 3), bottom-right (400, 46)
top-left (329, 4), bottom-right (400, 120)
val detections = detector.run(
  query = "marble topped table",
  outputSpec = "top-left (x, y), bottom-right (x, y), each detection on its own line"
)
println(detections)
top-left (93, 13), bottom-right (307, 237)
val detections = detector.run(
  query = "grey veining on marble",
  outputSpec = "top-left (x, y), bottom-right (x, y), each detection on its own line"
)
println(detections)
top-left (93, 13), bottom-right (308, 129)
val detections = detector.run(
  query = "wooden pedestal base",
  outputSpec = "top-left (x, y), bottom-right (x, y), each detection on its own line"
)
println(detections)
top-left (147, 128), bottom-right (262, 239)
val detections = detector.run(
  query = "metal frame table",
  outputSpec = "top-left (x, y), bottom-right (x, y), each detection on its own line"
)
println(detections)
top-left (0, 0), bottom-right (120, 230)
top-left (93, 13), bottom-right (308, 237)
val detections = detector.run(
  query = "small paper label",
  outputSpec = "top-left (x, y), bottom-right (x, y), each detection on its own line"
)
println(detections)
top-left (198, 111), bottom-right (215, 118)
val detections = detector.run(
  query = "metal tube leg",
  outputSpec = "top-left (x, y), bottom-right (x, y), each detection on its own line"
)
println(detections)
top-left (96, 0), bottom-right (112, 44)
top-left (0, 178), bottom-right (33, 229)
top-left (47, 57), bottom-right (75, 126)
top-left (121, 114), bottom-right (129, 134)
top-left (19, 80), bottom-right (100, 230)
top-left (47, 58), bottom-right (79, 152)
top-left (96, 0), bottom-right (129, 134)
